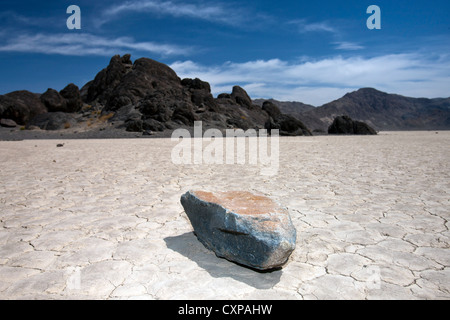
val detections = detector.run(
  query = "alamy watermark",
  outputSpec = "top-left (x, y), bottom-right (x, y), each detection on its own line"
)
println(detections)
top-left (171, 121), bottom-right (279, 176)
top-left (65, 266), bottom-right (82, 291)
top-left (66, 5), bottom-right (81, 30)
top-left (367, 5), bottom-right (381, 30)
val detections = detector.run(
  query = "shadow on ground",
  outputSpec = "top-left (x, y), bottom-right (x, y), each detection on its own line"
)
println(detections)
top-left (164, 232), bottom-right (282, 289)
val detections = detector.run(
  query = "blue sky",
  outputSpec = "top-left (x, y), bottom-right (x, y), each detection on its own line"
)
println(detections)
top-left (0, 0), bottom-right (449, 105)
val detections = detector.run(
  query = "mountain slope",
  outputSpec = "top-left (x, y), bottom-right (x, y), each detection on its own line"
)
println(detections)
top-left (263, 88), bottom-right (450, 131)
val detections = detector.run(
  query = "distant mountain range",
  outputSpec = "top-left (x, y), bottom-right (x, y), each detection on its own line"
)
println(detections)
top-left (255, 88), bottom-right (450, 131)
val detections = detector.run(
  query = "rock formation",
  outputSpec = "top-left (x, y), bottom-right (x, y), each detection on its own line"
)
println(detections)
top-left (328, 115), bottom-right (377, 135)
top-left (0, 90), bottom-right (47, 125)
top-left (40, 83), bottom-right (82, 113)
top-left (180, 190), bottom-right (297, 270)
top-left (0, 54), bottom-right (312, 135)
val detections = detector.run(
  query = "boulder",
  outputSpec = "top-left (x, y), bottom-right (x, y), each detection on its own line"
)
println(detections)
top-left (264, 113), bottom-right (312, 136)
top-left (352, 119), bottom-right (378, 135)
top-left (111, 104), bottom-right (142, 122)
top-left (231, 86), bottom-right (252, 108)
top-left (60, 83), bottom-right (82, 113)
top-left (0, 118), bottom-right (17, 128)
top-left (180, 190), bottom-right (297, 270)
top-left (262, 101), bottom-right (282, 119)
top-left (28, 112), bottom-right (77, 130)
top-left (105, 56), bottom-right (184, 111)
top-left (125, 119), bottom-right (143, 132)
top-left (171, 104), bottom-right (197, 125)
top-left (182, 78), bottom-right (218, 111)
top-left (0, 90), bottom-right (47, 125)
top-left (328, 115), bottom-right (377, 135)
top-left (85, 54), bottom-right (134, 105)
top-left (143, 118), bottom-right (166, 132)
top-left (40, 88), bottom-right (67, 112)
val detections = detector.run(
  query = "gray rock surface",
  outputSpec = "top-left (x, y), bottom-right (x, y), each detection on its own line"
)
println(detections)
top-left (180, 190), bottom-right (297, 270)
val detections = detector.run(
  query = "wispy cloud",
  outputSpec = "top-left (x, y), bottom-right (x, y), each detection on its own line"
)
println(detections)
top-left (171, 53), bottom-right (450, 105)
top-left (0, 11), bottom-right (57, 27)
top-left (334, 41), bottom-right (364, 51)
top-left (0, 32), bottom-right (191, 57)
top-left (99, 0), bottom-right (242, 27)
top-left (288, 19), bottom-right (338, 34)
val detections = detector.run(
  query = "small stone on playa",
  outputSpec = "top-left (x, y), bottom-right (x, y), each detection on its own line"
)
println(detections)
top-left (180, 190), bottom-right (297, 270)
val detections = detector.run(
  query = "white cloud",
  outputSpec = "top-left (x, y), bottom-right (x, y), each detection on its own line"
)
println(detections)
top-left (0, 32), bottom-right (191, 57)
top-left (100, 0), bottom-right (241, 26)
top-left (288, 19), bottom-right (337, 34)
top-left (334, 41), bottom-right (364, 51)
top-left (171, 54), bottom-right (450, 105)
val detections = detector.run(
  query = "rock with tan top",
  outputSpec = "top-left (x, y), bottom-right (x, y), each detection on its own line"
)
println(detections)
top-left (180, 190), bottom-right (296, 270)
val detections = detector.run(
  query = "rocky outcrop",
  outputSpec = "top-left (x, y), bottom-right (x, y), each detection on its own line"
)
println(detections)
top-left (180, 190), bottom-right (297, 271)
top-left (40, 89), bottom-right (67, 113)
top-left (328, 115), bottom-right (377, 135)
top-left (261, 101), bottom-right (282, 119)
top-left (60, 83), bottom-right (82, 113)
top-left (2, 54), bottom-right (313, 135)
top-left (84, 54), bottom-right (134, 106)
top-left (0, 90), bottom-right (47, 125)
top-left (231, 86), bottom-right (253, 109)
top-left (28, 112), bottom-right (77, 130)
top-left (78, 54), bottom-right (312, 135)
top-left (40, 84), bottom-right (82, 113)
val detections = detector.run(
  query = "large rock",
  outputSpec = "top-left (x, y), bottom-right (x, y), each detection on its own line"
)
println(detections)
top-left (105, 56), bottom-right (184, 112)
top-left (40, 88), bottom-right (67, 112)
top-left (231, 86), bottom-right (253, 109)
top-left (85, 54), bottom-right (133, 105)
top-left (261, 101), bottom-right (282, 119)
top-left (181, 78), bottom-right (218, 111)
top-left (0, 90), bottom-right (47, 125)
top-left (0, 118), bottom-right (17, 128)
top-left (59, 83), bottom-right (82, 113)
top-left (264, 112), bottom-right (312, 136)
top-left (180, 190), bottom-right (297, 270)
top-left (28, 112), bottom-right (77, 130)
top-left (328, 115), bottom-right (377, 135)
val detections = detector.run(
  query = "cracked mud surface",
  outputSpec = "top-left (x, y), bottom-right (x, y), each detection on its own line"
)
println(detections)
top-left (0, 131), bottom-right (449, 299)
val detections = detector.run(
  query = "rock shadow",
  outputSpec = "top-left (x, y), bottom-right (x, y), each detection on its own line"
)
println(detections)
top-left (164, 232), bottom-right (282, 289)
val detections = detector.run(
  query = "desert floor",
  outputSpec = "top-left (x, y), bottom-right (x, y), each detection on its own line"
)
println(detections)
top-left (0, 131), bottom-right (448, 299)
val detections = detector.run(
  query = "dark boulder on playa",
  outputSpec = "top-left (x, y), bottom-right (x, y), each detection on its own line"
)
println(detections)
top-left (264, 112), bottom-right (312, 136)
top-left (328, 115), bottom-right (377, 135)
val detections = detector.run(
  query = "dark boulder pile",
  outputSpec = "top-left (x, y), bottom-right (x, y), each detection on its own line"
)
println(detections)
top-left (1, 54), bottom-right (312, 136)
top-left (328, 115), bottom-right (377, 135)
